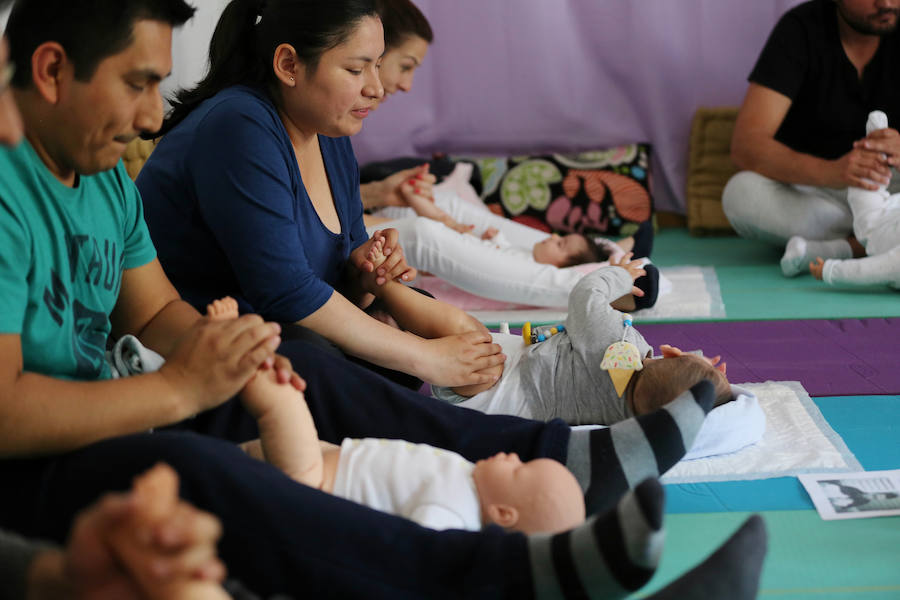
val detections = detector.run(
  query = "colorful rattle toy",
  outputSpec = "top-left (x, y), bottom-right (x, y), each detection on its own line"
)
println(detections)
top-left (600, 314), bottom-right (643, 397)
top-left (522, 321), bottom-right (566, 345)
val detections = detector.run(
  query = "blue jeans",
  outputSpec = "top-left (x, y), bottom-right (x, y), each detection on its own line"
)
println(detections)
top-left (0, 341), bottom-right (570, 599)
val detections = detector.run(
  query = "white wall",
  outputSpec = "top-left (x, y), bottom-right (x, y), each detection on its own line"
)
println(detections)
top-left (0, 1), bottom-right (227, 107)
top-left (163, 0), bottom-right (229, 106)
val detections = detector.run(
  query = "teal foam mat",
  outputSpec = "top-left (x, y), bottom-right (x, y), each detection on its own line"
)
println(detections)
top-left (636, 510), bottom-right (900, 599)
top-left (653, 230), bottom-right (900, 321)
top-left (666, 395), bottom-right (900, 513)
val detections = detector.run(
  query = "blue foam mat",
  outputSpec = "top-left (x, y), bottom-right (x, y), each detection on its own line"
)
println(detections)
top-left (666, 395), bottom-right (900, 513)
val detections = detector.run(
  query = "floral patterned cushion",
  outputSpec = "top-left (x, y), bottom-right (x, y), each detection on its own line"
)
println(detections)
top-left (459, 144), bottom-right (653, 237)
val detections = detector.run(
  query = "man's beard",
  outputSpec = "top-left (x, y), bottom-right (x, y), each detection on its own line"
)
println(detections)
top-left (837, 5), bottom-right (900, 36)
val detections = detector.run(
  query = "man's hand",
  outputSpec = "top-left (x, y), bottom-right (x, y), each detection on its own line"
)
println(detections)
top-left (259, 353), bottom-right (306, 392)
top-left (856, 127), bottom-right (900, 168)
top-left (159, 315), bottom-right (282, 414)
top-left (832, 144), bottom-right (892, 190)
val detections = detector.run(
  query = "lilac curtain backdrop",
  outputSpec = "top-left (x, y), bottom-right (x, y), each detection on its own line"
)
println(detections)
top-left (142, 1), bottom-right (810, 215)
top-left (351, 0), bottom-right (805, 214)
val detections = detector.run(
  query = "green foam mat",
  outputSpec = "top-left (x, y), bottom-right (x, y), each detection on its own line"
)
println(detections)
top-left (636, 510), bottom-right (900, 599)
top-left (652, 230), bottom-right (900, 321)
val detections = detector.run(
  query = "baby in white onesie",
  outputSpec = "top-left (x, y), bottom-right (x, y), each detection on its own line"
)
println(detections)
top-left (207, 298), bottom-right (585, 535)
top-left (780, 111), bottom-right (900, 290)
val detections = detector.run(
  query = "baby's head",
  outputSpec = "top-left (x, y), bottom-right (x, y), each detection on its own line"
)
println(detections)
top-left (532, 233), bottom-right (606, 267)
top-left (472, 453), bottom-right (585, 534)
top-left (629, 354), bottom-right (732, 416)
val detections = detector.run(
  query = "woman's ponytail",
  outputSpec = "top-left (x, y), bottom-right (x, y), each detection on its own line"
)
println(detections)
top-left (160, 0), bottom-right (269, 135)
top-left (157, 0), bottom-right (378, 137)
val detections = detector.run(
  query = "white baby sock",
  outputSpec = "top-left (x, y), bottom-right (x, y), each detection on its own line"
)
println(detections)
top-left (781, 236), bottom-right (853, 277)
top-left (862, 111), bottom-right (890, 193)
top-left (868, 110), bottom-right (888, 135)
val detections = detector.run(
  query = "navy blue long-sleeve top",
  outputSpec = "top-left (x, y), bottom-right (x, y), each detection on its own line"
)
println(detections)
top-left (137, 86), bottom-right (368, 322)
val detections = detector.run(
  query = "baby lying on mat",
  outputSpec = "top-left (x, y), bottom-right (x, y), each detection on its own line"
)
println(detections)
top-left (207, 298), bottom-right (585, 534)
top-left (367, 179), bottom-right (661, 310)
top-left (356, 242), bottom-right (731, 426)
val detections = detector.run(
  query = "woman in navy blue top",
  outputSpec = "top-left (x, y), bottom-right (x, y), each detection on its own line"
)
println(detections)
top-left (138, 1), bottom-right (503, 388)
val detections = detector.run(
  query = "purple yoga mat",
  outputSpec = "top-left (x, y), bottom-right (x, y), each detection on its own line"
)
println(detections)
top-left (638, 318), bottom-right (900, 397)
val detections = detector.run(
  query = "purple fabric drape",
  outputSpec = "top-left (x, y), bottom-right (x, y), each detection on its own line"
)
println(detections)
top-left (352, 0), bottom-right (805, 214)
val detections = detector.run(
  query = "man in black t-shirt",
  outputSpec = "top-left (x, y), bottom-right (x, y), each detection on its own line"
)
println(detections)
top-left (723, 0), bottom-right (900, 268)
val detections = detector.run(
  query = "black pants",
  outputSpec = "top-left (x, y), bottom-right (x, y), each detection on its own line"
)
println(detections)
top-left (0, 340), bottom-right (569, 599)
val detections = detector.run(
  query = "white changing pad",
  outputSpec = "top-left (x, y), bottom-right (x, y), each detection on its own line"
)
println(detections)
top-left (631, 265), bottom-right (725, 321)
top-left (472, 265), bottom-right (725, 327)
top-left (662, 381), bottom-right (862, 484)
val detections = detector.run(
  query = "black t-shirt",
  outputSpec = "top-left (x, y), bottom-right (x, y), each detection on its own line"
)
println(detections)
top-left (749, 0), bottom-right (900, 159)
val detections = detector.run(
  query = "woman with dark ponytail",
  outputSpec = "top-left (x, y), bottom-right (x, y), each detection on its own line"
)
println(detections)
top-left (137, 0), bottom-right (504, 390)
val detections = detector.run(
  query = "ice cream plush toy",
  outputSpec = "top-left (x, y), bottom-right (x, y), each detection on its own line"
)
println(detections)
top-left (600, 315), bottom-right (643, 397)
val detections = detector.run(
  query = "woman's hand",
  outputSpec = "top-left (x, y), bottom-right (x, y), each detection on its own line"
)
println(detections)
top-left (417, 330), bottom-right (506, 387)
top-left (352, 229), bottom-right (417, 285)
top-left (364, 164), bottom-right (437, 209)
top-left (394, 164), bottom-right (436, 206)
top-left (257, 352), bottom-right (306, 392)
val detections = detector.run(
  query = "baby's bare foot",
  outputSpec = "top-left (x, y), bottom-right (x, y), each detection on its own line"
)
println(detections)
top-left (207, 297), bottom-right (239, 321)
top-left (481, 227), bottom-right (499, 241)
top-left (616, 235), bottom-right (635, 253)
top-left (368, 244), bottom-right (387, 269)
top-left (242, 367), bottom-right (305, 422)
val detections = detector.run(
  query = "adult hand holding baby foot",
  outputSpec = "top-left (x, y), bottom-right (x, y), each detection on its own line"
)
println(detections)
top-left (354, 238), bottom-right (390, 297)
top-left (398, 163), bottom-right (437, 205)
top-left (351, 229), bottom-right (418, 285)
top-left (418, 330), bottom-right (506, 388)
top-left (158, 310), bottom-right (284, 416)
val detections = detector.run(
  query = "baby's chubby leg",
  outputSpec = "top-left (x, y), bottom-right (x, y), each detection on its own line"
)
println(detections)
top-left (207, 297), bottom-right (295, 419)
top-left (359, 244), bottom-right (504, 397)
top-left (207, 298), bottom-right (325, 488)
